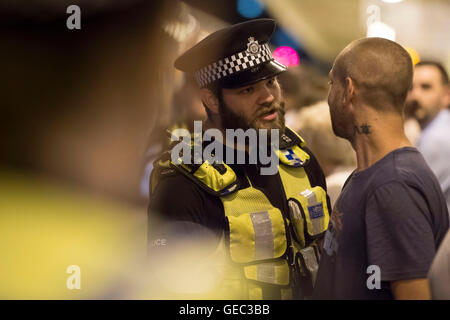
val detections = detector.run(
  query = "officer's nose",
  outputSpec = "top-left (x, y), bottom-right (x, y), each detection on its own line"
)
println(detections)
top-left (257, 83), bottom-right (275, 105)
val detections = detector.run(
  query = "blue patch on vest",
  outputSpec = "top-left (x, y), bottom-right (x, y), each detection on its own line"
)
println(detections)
top-left (308, 203), bottom-right (324, 219)
top-left (282, 149), bottom-right (304, 167)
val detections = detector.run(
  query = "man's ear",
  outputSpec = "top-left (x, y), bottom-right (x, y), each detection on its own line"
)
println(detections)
top-left (343, 77), bottom-right (357, 106)
top-left (200, 88), bottom-right (219, 114)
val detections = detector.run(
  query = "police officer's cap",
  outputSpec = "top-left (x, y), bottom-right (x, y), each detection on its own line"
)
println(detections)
top-left (175, 19), bottom-right (287, 89)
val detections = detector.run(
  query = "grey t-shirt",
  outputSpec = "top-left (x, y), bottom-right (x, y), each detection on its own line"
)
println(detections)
top-left (314, 147), bottom-right (449, 299)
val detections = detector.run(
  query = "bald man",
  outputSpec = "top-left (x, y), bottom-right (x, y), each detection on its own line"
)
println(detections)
top-left (313, 38), bottom-right (449, 300)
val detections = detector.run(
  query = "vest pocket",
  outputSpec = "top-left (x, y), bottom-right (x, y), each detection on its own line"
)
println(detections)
top-left (243, 259), bottom-right (290, 286)
top-left (288, 186), bottom-right (330, 246)
top-left (225, 208), bottom-right (287, 264)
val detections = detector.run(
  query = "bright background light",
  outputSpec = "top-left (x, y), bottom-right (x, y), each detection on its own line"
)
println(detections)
top-left (273, 46), bottom-right (299, 67)
top-left (382, 0), bottom-right (403, 3)
top-left (404, 47), bottom-right (421, 65)
top-left (367, 21), bottom-right (396, 41)
top-left (237, 0), bottom-right (264, 18)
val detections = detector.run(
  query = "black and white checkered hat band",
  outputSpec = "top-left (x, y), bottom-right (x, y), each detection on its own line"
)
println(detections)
top-left (195, 43), bottom-right (273, 88)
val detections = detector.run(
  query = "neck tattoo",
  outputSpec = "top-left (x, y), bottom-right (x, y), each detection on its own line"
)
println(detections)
top-left (354, 123), bottom-right (371, 135)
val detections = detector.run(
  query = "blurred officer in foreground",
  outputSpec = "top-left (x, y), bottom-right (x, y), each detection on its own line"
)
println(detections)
top-left (148, 19), bottom-right (330, 299)
top-left (406, 61), bottom-right (450, 213)
top-left (313, 38), bottom-right (449, 300)
top-left (0, 1), bottom-right (177, 299)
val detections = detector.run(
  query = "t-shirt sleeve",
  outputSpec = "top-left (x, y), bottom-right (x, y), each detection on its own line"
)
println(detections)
top-left (365, 181), bottom-right (436, 281)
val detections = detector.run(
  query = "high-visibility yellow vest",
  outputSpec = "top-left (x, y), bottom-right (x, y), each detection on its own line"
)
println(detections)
top-left (151, 128), bottom-right (331, 299)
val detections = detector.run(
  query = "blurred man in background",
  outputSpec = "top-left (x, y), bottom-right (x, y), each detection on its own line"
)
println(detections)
top-left (314, 37), bottom-right (449, 300)
top-left (278, 63), bottom-right (329, 130)
top-left (406, 61), bottom-right (450, 213)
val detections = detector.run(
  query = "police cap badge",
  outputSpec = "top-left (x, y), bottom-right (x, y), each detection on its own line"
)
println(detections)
top-left (174, 19), bottom-right (287, 89)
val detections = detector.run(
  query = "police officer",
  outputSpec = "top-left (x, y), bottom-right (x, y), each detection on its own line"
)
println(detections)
top-left (148, 19), bottom-right (330, 300)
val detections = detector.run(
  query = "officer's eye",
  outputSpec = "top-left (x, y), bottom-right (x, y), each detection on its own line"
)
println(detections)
top-left (421, 84), bottom-right (431, 90)
top-left (267, 77), bottom-right (277, 86)
top-left (239, 86), bottom-right (254, 94)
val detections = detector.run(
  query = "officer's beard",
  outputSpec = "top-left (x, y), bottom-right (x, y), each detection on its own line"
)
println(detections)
top-left (218, 94), bottom-right (286, 134)
top-left (216, 93), bottom-right (284, 166)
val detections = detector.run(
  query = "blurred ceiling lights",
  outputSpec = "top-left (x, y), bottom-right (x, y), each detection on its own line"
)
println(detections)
top-left (273, 46), bottom-right (300, 67)
top-left (263, 0), bottom-right (450, 70)
top-left (237, 0), bottom-right (264, 18)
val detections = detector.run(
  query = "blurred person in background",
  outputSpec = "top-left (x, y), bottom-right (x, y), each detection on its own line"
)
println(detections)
top-left (406, 61), bottom-right (450, 213)
top-left (140, 18), bottom-right (208, 199)
top-left (0, 0), bottom-right (179, 299)
top-left (402, 100), bottom-right (421, 146)
top-left (314, 37), bottom-right (449, 300)
top-left (148, 19), bottom-right (330, 300)
top-left (171, 75), bottom-right (208, 132)
top-left (141, 75), bottom-right (207, 198)
top-left (294, 101), bottom-right (356, 207)
top-left (278, 63), bottom-right (329, 131)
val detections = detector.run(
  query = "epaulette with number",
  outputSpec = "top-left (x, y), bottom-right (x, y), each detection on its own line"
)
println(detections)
top-left (277, 127), bottom-right (310, 168)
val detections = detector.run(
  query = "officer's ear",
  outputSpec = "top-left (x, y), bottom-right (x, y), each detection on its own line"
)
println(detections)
top-left (200, 88), bottom-right (219, 115)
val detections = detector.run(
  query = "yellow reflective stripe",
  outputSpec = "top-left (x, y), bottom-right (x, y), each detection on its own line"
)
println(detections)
top-left (250, 211), bottom-right (274, 260)
top-left (244, 260), bottom-right (289, 285)
top-left (227, 208), bottom-right (287, 263)
top-left (287, 199), bottom-right (305, 248)
top-left (269, 209), bottom-right (287, 260)
top-left (301, 188), bottom-right (318, 204)
top-left (257, 263), bottom-right (275, 283)
top-left (300, 189), bottom-right (322, 235)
